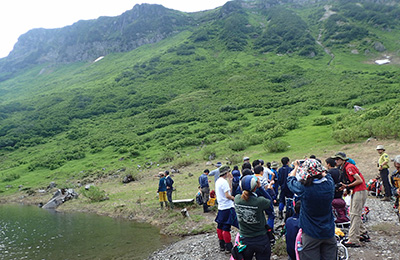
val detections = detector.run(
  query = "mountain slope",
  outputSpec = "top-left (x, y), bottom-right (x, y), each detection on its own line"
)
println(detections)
top-left (0, 0), bottom-right (400, 192)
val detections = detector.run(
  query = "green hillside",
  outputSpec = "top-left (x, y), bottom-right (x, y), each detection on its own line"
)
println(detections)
top-left (1, 0), bottom-right (400, 196)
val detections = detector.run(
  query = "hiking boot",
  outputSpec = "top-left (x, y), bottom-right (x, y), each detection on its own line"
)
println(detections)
top-left (203, 203), bottom-right (211, 213)
top-left (225, 242), bottom-right (233, 254)
top-left (219, 240), bottom-right (226, 251)
top-left (344, 241), bottom-right (360, 248)
top-left (360, 232), bottom-right (370, 242)
top-left (381, 197), bottom-right (391, 202)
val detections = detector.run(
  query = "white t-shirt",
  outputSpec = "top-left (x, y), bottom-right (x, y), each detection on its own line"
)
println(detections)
top-left (215, 177), bottom-right (234, 210)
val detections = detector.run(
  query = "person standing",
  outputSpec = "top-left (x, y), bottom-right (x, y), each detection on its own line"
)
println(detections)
top-left (287, 159), bottom-right (337, 259)
top-left (277, 157), bottom-right (294, 219)
top-left (391, 155), bottom-right (400, 219)
top-left (165, 170), bottom-right (174, 209)
top-left (209, 162), bottom-right (222, 183)
top-left (332, 152), bottom-right (368, 247)
top-left (234, 175), bottom-right (271, 260)
top-left (231, 165), bottom-right (241, 196)
top-left (199, 169), bottom-right (211, 213)
top-left (215, 165), bottom-right (238, 253)
top-left (376, 145), bottom-right (391, 201)
top-left (285, 201), bottom-right (301, 260)
top-left (157, 172), bottom-right (168, 209)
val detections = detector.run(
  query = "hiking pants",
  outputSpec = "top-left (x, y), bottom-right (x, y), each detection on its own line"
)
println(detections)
top-left (241, 234), bottom-right (271, 260)
top-left (348, 190), bottom-right (367, 243)
top-left (380, 168), bottom-right (392, 197)
top-left (201, 186), bottom-right (210, 204)
top-left (299, 232), bottom-right (337, 260)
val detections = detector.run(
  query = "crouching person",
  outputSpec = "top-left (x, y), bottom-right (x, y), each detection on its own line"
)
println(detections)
top-left (234, 175), bottom-right (271, 260)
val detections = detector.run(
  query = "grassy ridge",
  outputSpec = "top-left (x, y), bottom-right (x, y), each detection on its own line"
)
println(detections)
top-left (0, 1), bottom-right (400, 197)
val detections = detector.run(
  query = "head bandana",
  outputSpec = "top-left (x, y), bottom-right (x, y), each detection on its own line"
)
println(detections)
top-left (296, 159), bottom-right (326, 181)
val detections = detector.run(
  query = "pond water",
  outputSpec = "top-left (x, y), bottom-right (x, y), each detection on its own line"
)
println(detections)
top-left (0, 204), bottom-right (175, 260)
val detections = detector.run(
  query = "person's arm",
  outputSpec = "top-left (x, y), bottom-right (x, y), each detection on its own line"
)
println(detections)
top-left (209, 169), bottom-right (218, 176)
top-left (225, 191), bottom-right (235, 200)
top-left (343, 173), bottom-right (363, 190)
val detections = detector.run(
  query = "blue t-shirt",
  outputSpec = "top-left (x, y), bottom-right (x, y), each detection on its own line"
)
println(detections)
top-left (287, 175), bottom-right (335, 239)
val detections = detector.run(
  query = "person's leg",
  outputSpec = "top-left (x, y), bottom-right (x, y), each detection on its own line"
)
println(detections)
top-left (320, 236), bottom-right (337, 260)
top-left (221, 224), bottom-right (232, 252)
top-left (348, 191), bottom-right (366, 244)
top-left (241, 244), bottom-right (256, 260)
top-left (298, 232), bottom-right (321, 260)
top-left (254, 238), bottom-right (271, 260)
top-left (380, 168), bottom-right (392, 199)
top-left (202, 187), bottom-right (210, 212)
top-left (278, 192), bottom-right (285, 219)
top-left (167, 189), bottom-right (173, 209)
top-left (216, 223), bottom-right (225, 251)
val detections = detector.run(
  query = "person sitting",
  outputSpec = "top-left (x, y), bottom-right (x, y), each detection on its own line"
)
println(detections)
top-left (234, 175), bottom-right (272, 260)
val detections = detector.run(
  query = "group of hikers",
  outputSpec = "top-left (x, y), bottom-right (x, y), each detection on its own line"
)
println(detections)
top-left (185, 145), bottom-right (400, 260)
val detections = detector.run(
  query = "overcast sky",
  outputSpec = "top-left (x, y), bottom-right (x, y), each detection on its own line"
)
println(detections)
top-left (0, 0), bottom-right (230, 58)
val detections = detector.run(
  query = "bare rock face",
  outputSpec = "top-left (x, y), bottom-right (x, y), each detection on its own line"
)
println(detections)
top-left (1, 4), bottom-right (191, 74)
top-left (373, 41), bottom-right (386, 52)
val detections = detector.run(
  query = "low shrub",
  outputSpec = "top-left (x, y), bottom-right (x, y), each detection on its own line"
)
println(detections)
top-left (263, 139), bottom-right (290, 153)
top-left (80, 186), bottom-right (108, 202)
top-left (312, 116), bottom-right (334, 126)
top-left (229, 140), bottom-right (248, 151)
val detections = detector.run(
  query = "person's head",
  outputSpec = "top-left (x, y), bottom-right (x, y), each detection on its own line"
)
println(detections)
top-left (215, 162), bottom-right (222, 168)
top-left (233, 165), bottom-right (239, 171)
top-left (266, 162), bottom-right (271, 169)
top-left (331, 152), bottom-right (348, 167)
top-left (240, 175), bottom-right (260, 201)
top-left (203, 169), bottom-right (210, 175)
top-left (254, 165), bottom-right (264, 175)
top-left (243, 156), bottom-right (250, 163)
top-left (165, 170), bottom-right (169, 176)
top-left (159, 172), bottom-right (165, 177)
top-left (219, 165), bottom-right (231, 178)
top-left (325, 158), bottom-right (336, 169)
top-left (242, 162), bottom-right (252, 171)
top-left (296, 159), bottom-right (326, 186)
top-left (376, 145), bottom-right (385, 155)
top-left (259, 159), bottom-right (264, 166)
top-left (252, 159), bottom-right (261, 168)
top-left (294, 200), bottom-right (301, 214)
top-left (310, 155), bottom-right (316, 159)
top-left (394, 155), bottom-right (400, 170)
top-left (241, 168), bottom-right (253, 177)
top-left (271, 161), bottom-right (279, 169)
top-left (281, 157), bottom-right (290, 165)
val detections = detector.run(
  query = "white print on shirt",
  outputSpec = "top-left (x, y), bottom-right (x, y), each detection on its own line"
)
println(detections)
top-left (235, 204), bottom-right (259, 224)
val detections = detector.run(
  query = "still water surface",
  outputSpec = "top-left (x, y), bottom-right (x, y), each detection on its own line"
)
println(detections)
top-left (0, 204), bottom-right (175, 260)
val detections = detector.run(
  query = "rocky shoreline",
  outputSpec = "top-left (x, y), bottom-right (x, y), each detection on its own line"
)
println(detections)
top-left (149, 195), bottom-right (400, 260)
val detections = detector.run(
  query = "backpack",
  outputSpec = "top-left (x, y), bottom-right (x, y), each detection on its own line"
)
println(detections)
top-left (196, 191), bottom-right (203, 205)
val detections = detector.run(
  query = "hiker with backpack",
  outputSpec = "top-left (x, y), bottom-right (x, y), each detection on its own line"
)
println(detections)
top-left (332, 152), bottom-right (369, 247)
top-left (234, 175), bottom-right (272, 260)
top-left (287, 159), bottom-right (337, 260)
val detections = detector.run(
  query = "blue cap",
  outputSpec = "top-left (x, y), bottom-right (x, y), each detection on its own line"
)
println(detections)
top-left (240, 175), bottom-right (258, 192)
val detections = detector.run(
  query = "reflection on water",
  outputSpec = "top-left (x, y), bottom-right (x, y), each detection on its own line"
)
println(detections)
top-left (0, 204), bottom-right (175, 260)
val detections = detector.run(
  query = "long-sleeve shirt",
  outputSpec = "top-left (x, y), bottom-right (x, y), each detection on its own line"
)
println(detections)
top-left (287, 175), bottom-right (335, 239)
top-left (199, 174), bottom-right (209, 188)
top-left (208, 168), bottom-right (220, 183)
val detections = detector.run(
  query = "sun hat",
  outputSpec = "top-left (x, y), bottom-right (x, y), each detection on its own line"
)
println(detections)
top-left (215, 162), bottom-right (222, 167)
top-left (243, 156), bottom-right (250, 161)
top-left (240, 175), bottom-right (258, 192)
top-left (331, 152), bottom-right (349, 161)
top-left (376, 145), bottom-right (385, 150)
top-left (394, 155), bottom-right (400, 164)
top-left (271, 161), bottom-right (279, 168)
top-left (219, 165), bottom-right (231, 176)
top-left (296, 159), bottom-right (326, 181)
